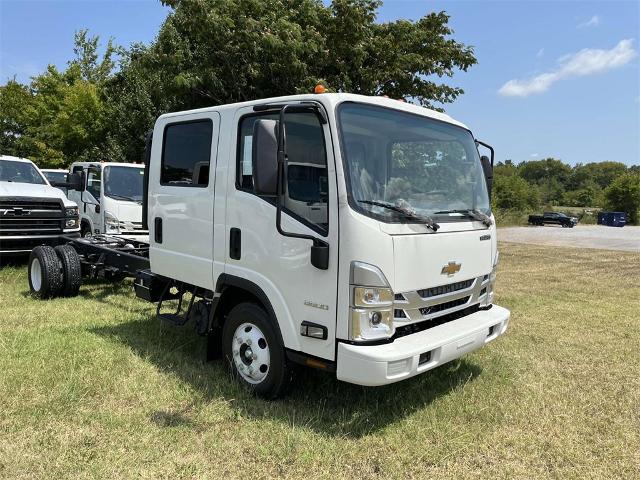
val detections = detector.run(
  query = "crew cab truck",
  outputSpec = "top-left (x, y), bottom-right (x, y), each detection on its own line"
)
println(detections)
top-left (0, 155), bottom-right (80, 255)
top-left (26, 93), bottom-right (510, 398)
top-left (67, 162), bottom-right (147, 237)
top-left (528, 211), bottom-right (578, 228)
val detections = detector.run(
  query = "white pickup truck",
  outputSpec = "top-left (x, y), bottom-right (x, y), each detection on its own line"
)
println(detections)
top-left (27, 93), bottom-right (510, 398)
top-left (0, 155), bottom-right (80, 255)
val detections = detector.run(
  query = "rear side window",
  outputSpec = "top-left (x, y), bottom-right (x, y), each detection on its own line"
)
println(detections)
top-left (161, 120), bottom-right (213, 187)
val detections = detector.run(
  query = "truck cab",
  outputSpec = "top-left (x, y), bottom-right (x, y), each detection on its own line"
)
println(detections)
top-left (143, 93), bottom-right (510, 396)
top-left (67, 162), bottom-right (147, 238)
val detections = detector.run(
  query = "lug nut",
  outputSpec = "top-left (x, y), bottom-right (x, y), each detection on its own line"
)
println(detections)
top-left (246, 339), bottom-right (252, 346)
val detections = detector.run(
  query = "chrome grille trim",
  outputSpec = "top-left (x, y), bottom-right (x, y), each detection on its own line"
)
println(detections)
top-left (394, 275), bottom-right (491, 323)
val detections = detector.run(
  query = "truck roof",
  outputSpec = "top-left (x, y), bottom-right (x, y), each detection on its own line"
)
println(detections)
top-left (156, 93), bottom-right (470, 131)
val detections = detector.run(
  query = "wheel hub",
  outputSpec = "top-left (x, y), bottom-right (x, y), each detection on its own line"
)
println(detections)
top-left (232, 322), bottom-right (270, 384)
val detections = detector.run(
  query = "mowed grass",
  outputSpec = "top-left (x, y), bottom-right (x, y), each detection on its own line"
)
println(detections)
top-left (0, 243), bottom-right (638, 479)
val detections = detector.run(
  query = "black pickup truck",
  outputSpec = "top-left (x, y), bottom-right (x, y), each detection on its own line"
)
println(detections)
top-left (528, 211), bottom-right (578, 228)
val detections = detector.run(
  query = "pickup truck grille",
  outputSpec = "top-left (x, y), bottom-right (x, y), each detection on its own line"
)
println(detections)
top-left (394, 275), bottom-right (490, 324)
top-left (0, 198), bottom-right (65, 237)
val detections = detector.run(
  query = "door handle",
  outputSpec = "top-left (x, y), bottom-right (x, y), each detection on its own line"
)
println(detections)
top-left (230, 228), bottom-right (241, 260)
top-left (154, 217), bottom-right (163, 243)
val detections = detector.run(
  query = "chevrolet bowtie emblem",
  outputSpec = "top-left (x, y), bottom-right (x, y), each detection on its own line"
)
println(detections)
top-left (441, 261), bottom-right (461, 276)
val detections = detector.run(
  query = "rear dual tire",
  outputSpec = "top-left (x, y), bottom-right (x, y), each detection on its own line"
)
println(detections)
top-left (28, 245), bottom-right (81, 299)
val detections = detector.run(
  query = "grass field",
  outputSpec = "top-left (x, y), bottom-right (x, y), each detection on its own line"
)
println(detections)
top-left (0, 243), bottom-right (639, 479)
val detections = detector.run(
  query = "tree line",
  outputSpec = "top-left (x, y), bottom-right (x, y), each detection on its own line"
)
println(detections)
top-left (493, 158), bottom-right (640, 224)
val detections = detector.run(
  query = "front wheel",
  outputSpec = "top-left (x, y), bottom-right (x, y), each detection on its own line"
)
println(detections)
top-left (222, 303), bottom-right (292, 399)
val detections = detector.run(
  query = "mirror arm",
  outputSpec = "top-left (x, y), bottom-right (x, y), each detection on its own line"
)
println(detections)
top-left (274, 104), bottom-right (329, 270)
top-left (475, 140), bottom-right (494, 166)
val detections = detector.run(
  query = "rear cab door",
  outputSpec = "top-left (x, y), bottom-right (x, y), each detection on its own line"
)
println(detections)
top-left (148, 111), bottom-right (221, 290)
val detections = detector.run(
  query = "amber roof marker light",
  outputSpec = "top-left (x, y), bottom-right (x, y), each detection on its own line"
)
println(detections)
top-left (314, 84), bottom-right (327, 94)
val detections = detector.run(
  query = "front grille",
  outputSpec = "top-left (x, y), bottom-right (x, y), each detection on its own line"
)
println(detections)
top-left (395, 304), bottom-right (481, 339)
top-left (0, 199), bottom-right (61, 211)
top-left (0, 198), bottom-right (64, 238)
top-left (417, 279), bottom-right (474, 298)
top-left (419, 296), bottom-right (470, 316)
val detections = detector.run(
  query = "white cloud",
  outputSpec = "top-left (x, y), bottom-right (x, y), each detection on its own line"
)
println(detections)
top-left (536, 48), bottom-right (544, 58)
top-left (499, 39), bottom-right (637, 97)
top-left (578, 15), bottom-right (600, 28)
top-left (530, 153), bottom-right (539, 158)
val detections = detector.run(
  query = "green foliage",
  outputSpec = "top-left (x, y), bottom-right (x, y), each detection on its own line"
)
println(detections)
top-left (604, 174), bottom-right (640, 224)
top-left (493, 174), bottom-right (539, 211)
top-left (0, 80), bottom-right (33, 156)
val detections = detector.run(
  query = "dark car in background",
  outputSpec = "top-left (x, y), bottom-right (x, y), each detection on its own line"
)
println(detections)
top-left (528, 211), bottom-right (578, 228)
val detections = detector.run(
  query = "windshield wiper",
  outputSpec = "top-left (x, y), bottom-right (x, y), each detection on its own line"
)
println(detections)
top-left (435, 209), bottom-right (493, 227)
top-left (359, 199), bottom-right (440, 231)
top-left (107, 193), bottom-right (140, 203)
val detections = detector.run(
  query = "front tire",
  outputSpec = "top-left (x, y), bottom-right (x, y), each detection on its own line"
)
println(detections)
top-left (222, 303), bottom-right (292, 399)
top-left (28, 246), bottom-right (63, 299)
top-left (54, 245), bottom-right (82, 297)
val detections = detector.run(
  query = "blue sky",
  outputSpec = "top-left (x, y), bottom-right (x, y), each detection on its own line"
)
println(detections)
top-left (1, 0), bottom-right (638, 165)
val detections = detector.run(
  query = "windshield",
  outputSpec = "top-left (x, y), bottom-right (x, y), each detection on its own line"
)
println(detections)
top-left (104, 165), bottom-right (144, 203)
top-left (338, 103), bottom-right (490, 223)
top-left (0, 160), bottom-right (47, 185)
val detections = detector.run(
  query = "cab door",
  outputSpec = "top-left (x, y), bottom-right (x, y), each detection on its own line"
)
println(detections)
top-left (148, 112), bottom-right (221, 291)
top-left (226, 104), bottom-right (339, 361)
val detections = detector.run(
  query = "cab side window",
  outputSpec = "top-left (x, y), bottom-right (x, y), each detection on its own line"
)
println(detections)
top-left (161, 120), bottom-right (213, 187)
top-left (237, 111), bottom-right (329, 234)
top-left (86, 168), bottom-right (101, 202)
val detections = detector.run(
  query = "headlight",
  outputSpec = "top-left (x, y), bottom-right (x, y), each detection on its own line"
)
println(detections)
top-left (349, 262), bottom-right (395, 342)
top-left (65, 207), bottom-right (78, 217)
top-left (65, 218), bottom-right (79, 228)
top-left (105, 211), bottom-right (120, 233)
top-left (353, 286), bottom-right (393, 308)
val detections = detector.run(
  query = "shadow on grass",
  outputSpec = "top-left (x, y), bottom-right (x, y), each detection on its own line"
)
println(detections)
top-left (92, 317), bottom-right (483, 438)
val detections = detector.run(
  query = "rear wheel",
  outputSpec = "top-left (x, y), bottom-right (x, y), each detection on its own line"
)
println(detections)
top-left (222, 303), bottom-right (292, 399)
top-left (28, 246), bottom-right (63, 299)
top-left (54, 245), bottom-right (82, 297)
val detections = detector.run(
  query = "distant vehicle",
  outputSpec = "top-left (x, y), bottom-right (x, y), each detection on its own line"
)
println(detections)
top-left (528, 211), bottom-right (578, 228)
top-left (66, 162), bottom-right (147, 237)
top-left (0, 155), bottom-right (80, 255)
top-left (41, 169), bottom-right (69, 196)
top-left (597, 211), bottom-right (626, 227)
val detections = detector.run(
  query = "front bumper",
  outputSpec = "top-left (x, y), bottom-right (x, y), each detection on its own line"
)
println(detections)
top-left (0, 232), bottom-right (81, 255)
top-left (336, 304), bottom-right (510, 386)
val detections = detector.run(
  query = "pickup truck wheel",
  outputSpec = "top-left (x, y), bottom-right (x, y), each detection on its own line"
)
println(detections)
top-left (28, 246), bottom-right (63, 299)
top-left (54, 245), bottom-right (82, 297)
top-left (222, 303), bottom-right (292, 399)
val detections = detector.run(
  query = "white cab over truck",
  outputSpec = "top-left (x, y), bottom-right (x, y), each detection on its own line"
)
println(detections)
top-left (27, 93), bottom-right (510, 398)
top-left (0, 156), bottom-right (80, 255)
top-left (67, 162), bottom-right (147, 238)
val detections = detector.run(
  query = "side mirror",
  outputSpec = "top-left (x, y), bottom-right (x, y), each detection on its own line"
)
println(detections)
top-left (480, 155), bottom-right (493, 198)
top-left (252, 119), bottom-right (279, 196)
top-left (67, 171), bottom-right (84, 192)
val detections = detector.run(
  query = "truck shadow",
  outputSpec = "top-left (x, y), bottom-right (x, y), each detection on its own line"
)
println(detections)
top-left (91, 317), bottom-right (483, 438)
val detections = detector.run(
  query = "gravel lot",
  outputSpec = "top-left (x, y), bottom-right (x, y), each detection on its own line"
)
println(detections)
top-left (498, 225), bottom-right (640, 252)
